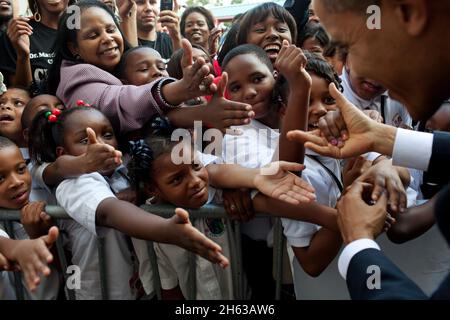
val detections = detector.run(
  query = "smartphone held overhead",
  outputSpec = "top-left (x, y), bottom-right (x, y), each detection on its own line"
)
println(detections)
top-left (160, 0), bottom-right (173, 11)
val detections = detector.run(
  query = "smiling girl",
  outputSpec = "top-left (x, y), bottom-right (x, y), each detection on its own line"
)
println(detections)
top-left (236, 2), bottom-right (297, 64)
top-left (45, 0), bottom-right (251, 136)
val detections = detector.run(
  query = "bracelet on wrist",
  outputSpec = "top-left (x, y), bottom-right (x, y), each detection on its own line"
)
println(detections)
top-left (154, 77), bottom-right (181, 109)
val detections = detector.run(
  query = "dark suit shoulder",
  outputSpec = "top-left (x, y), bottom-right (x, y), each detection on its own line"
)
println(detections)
top-left (347, 248), bottom-right (427, 300)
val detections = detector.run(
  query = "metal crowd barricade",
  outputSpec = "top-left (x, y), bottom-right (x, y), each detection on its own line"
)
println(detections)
top-left (0, 204), bottom-right (285, 300)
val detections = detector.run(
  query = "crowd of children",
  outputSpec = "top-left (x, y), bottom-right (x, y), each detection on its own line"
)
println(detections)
top-left (0, 0), bottom-right (449, 300)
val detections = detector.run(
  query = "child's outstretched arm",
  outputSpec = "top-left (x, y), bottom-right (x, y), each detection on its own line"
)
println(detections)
top-left (41, 128), bottom-right (122, 186)
top-left (162, 39), bottom-right (216, 105)
top-left (0, 227), bottom-right (59, 292)
top-left (206, 162), bottom-right (316, 205)
top-left (387, 196), bottom-right (436, 244)
top-left (166, 72), bottom-right (255, 133)
top-left (253, 194), bottom-right (339, 232)
top-left (275, 40), bottom-right (312, 163)
top-left (96, 199), bottom-right (229, 268)
top-left (291, 227), bottom-right (342, 277)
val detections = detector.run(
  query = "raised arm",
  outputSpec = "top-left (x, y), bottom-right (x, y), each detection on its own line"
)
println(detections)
top-left (6, 17), bottom-right (33, 87)
top-left (117, 0), bottom-right (139, 47)
top-left (275, 40), bottom-right (311, 164)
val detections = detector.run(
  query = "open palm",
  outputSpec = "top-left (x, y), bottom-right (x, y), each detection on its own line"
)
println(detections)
top-left (287, 83), bottom-right (379, 159)
top-left (254, 161), bottom-right (316, 205)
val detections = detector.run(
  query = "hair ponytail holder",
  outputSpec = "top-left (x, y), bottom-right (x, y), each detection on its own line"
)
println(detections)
top-left (129, 139), bottom-right (153, 170)
top-left (45, 108), bottom-right (62, 123)
top-left (76, 99), bottom-right (91, 107)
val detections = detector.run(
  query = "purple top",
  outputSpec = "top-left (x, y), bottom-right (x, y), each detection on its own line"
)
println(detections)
top-left (57, 60), bottom-right (168, 134)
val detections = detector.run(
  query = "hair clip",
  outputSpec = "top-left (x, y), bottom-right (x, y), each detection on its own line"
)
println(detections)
top-left (45, 108), bottom-right (62, 123)
top-left (76, 99), bottom-right (91, 107)
top-left (129, 139), bottom-right (153, 170)
top-left (151, 115), bottom-right (173, 135)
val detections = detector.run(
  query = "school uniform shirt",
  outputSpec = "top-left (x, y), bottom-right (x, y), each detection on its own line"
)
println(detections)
top-left (153, 185), bottom-right (234, 300)
top-left (56, 172), bottom-right (135, 300)
top-left (5, 149), bottom-right (61, 300)
top-left (0, 20), bottom-right (57, 87)
top-left (138, 32), bottom-right (173, 60)
top-left (104, 164), bottom-right (155, 298)
top-left (341, 69), bottom-right (413, 128)
top-left (222, 120), bottom-right (279, 242)
top-left (141, 152), bottom-right (233, 299)
top-left (282, 150), bottom-right (342, 249)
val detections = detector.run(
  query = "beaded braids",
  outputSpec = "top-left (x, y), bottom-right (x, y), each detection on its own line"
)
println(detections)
top-left (127, 116), bottom-right (182, 190)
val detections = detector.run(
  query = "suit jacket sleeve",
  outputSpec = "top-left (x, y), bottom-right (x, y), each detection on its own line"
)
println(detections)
top-left (427, 131), bottom-right (450, 184)
top-left (346, 248), bottom-right (428, 299)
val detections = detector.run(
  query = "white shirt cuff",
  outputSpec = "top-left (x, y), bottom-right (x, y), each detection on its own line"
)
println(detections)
top-left (392, 128), bottom-right (433, 171)
top-left (338, 238), bottom-right (380, 280)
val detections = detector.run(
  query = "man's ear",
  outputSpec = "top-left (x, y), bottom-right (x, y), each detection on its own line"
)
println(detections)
top-left (56, 146), bottom-right (65, 157)
top-left (394, 0), bottom-right (428, 36)
top-left (67, 41), bottom-right (79, 57)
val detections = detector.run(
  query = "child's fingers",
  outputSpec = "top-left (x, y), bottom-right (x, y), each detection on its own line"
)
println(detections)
top-left (180, 39), bottom-right (193, 68)
top-left (386, 178), bottom-right (404, 213)
top-left (216, 72), bottom-right (228, 98)
top-left (223, 108), bottom-right (255, 120)
top-left (86, 127), bottom-right (98, 145)
top-left (290, 184), bottom-right (316, 200)
top-left (174, 208), bottom-right (190, 224)
top-left (277, 161), bottom-right (305, 173)
top-left (42, 226), bottom-right (59, 248)
top-left (39, 211), bottom-right (52, 223)
top-left (318, 116), bottom-right (340, 146)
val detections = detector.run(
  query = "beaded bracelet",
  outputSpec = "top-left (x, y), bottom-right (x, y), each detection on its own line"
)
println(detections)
top-left (154, 77), bottom-right (181, 110)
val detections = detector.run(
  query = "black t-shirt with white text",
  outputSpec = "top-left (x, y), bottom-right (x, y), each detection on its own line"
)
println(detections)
top-left (138, 31), bottom-right (173, 60)
top-left (0, 20), bottom-right (57, 86)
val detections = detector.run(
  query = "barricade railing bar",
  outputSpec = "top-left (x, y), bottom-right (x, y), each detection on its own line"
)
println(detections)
top-left (0, 204), bottom-right (284, 300)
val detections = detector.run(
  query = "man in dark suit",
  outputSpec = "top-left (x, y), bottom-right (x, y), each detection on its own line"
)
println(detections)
top-left (287, 0), bottom-right (450, 299)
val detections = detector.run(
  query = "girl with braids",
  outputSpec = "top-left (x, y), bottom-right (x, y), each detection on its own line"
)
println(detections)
top-left (127, 116), bottom-right (315, 299)
top-left (27, 106), bottom-right (230, 299)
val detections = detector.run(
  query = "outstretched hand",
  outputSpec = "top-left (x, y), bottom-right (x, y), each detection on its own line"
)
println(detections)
top-left (254, 161), bottom-right (316, 205)
top-left (7, 17), bottom-right (32, 56)
top-left (169, 208), bottom-right (229, 268)
top-left (21, 201), bottom-right (54, 239)
top-left (180, 39), bottom-right (216, 96)
top-left (337, 182), bottom-right (389, 244)
top-left (8, 227), bottom-right (59, 292)
top-left (162, 39), bottom-right (217, 106)
top-left (287, 83), bottom-right (395, 159)
top-left (82, 127), bottom-right (122, 174)
top-left (205, 72), bottom-right (255, 134)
